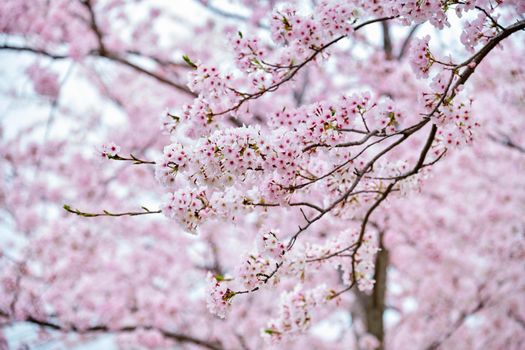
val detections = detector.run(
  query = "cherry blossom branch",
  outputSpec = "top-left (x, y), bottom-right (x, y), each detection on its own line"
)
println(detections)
top-left (68, 14), bottom-right (525, 297)
top-left (256, 261), bottom-right (284, 284)
top-left (302, 129), bottom-right (381, 152)
top-left (337, 127), bottom-right (369, 134)
top-left (268, 124), bottom-right (436, 299)
top-left (0, 44), bottom-right (195, 97)
top-left (475, 6), bottom-right (505, 31)
top-left (453, 19), bottom-right (525, 92)
top-left (244, 194), bottom-right (384, 213)
top-left (305, 242), bottom-right (359, 263)
top-left (425, 19), bottom-right (525, 119)
top-left (0, 312), bottom-right (223, 350)
top-left (207, 16), bottom-right (397, 118)
top-left (63, 205), bottom-right (161, 217)
top-left (351, 123), bottom-right (436, 264)
top-left (290, 120), bottom-right (429, 191)
top-left (101, 52), bottom-right (196, 96)
top-left (286, 127), bottom-right (420, 251)
top-left (107, 153), bottom-right (156, 165)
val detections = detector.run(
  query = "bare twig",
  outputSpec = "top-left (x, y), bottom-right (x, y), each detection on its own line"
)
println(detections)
top-left (63, 205), bottom-right (161, 218)
top-left (107, 153), bottom-right (156, 165)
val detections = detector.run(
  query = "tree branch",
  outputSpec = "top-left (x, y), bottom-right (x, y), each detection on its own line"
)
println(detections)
top-left (489, 133), bottom-right (525, 154)
top-left (63, 205), bottom-right (161, 218)
top-left (21, 315), bottom-right (223, 350)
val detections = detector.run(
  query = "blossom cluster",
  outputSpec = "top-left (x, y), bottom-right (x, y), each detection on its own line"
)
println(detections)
top-left (351, 231), bottom-right (380, 292)
top-left (182, 64), bottom-right (238, 135)
top-left (436, 100), bottom-right (479, 149)
top-left (263, 285), bottom-right (330, 340)
top-left (460, 13), bottom-right (499, 52)
top-left (162, 187), bottom-right (210, 232)
top-left (409, 35), bottom-right (433, 79)
top-left (154, 143), bottom-right (189, 188)
top-left (205, 272), bottom-right (234, 319)
top-left (270, 1), bottom-right (354, 55)
top-left (354, 0), bottom-right (480, 29)
top-left (230, 32), bottom-right (267, 73)
top-left (236, 230), bottom-right (285, 290)
top-left (206, 230), bottom-right (286, 318)
top-left (97, 142), bottom-right (120, 160)
top-left (158, 91), bottom-right (418, 232)
top-left (307, 229), bottom-right (379, 293)
top-left (380, 160), bottom-right (423, 196)
top-left (172, 0), bottom-right (498, 143)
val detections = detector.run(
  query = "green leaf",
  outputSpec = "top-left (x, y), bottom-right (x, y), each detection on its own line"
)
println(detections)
top-left (182, 54), bottom-right (197, 69)
top-left (213, 274), bottom-right (226, 282)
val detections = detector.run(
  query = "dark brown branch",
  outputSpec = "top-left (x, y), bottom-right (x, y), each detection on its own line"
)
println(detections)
top-left (108, 153), bottom-right (156, 165)
top-left (0, 45), bottom-right (71, 59)
top-left (101, 52), bottom-right (196, 96)
top-left (452, 20), bottom-right (525, 94)
top-left (80, 0), bottom-right (107, 54)
top-left (425, 20), bottom-right (525, 120)
top-left (0, 44), bottom-right (195, 97)
top-left (391, 124), bottom-right (438, 180)
top-left (475, 6), bottom-right (505, 31)
top-left (22, 315), bottom-right (223, 350)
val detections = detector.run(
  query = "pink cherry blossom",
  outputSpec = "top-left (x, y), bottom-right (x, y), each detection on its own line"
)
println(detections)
top-left (1, 1), bottom-right (524, 349)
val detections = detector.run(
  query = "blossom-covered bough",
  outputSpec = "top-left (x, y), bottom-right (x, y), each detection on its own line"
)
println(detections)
top-left (1, 1), bottom-right (524, 349)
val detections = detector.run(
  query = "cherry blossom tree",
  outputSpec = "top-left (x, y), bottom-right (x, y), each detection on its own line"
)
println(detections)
top-left (1, 1), bottom-right (524, 349)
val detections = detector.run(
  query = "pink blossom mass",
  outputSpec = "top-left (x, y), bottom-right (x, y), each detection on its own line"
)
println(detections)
top-left (0, 1), bottom-right (524, 349)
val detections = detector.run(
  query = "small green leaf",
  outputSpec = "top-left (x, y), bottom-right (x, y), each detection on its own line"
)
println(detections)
top-left (264, 328), bottom-right (280, 335)
top-left (182, 54), bottom-right (197, 69)
top-left (213, 274), bottom-right (226, 282)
